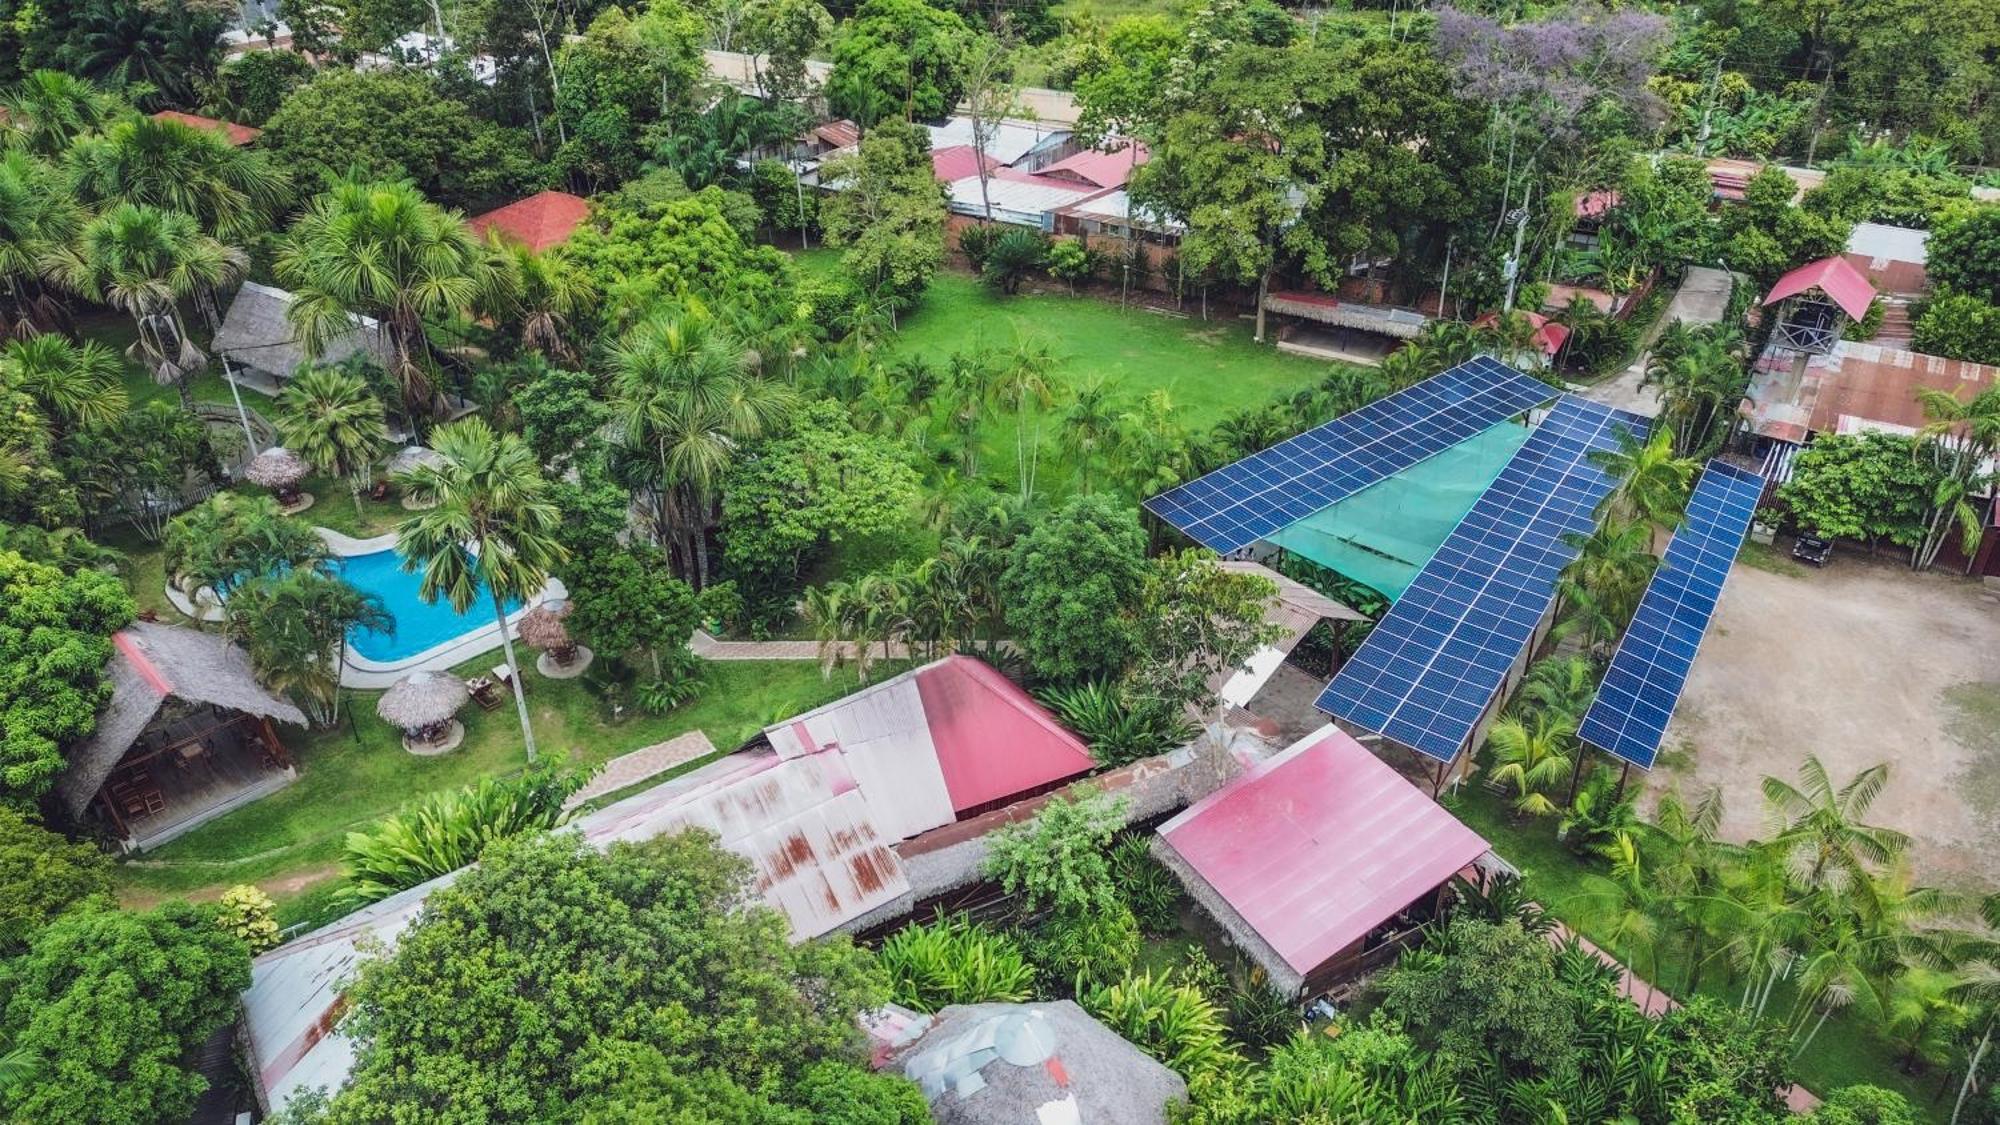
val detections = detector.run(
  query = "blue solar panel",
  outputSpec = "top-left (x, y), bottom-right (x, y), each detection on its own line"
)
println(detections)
top-left (1578, 460), bottom-right (1763, 769)
top-left (1315, 396), bottom-right (1651, 762)
top-left (1143, 357), bottom-right (1555, 552)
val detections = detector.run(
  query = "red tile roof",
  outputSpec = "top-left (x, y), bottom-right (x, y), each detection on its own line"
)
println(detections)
top-left (1037, 141), bottom-right (1149, 190)
top-left (1762, 256), bottom-right (1876, 321)
top-left (912, 656), bottom-right (1095, 813)
top-left (150, 110), bottom-right (260, 146)
top-left (1158, 726), bottom-right (1489, 976)
top-left (930, 144), bottom-right (998, 183)
top-left (467, 190), bottom-right (590, 253)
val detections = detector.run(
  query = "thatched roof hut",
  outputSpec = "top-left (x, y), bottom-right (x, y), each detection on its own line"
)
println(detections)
top-left (385, 445), bottom-right (445, 477)
top-left (516, 599), bottom-right (577, 659)
top-left (213, 282), bottom-right (394, 381)
top-left (245, 447), bottom-right (310, 491)
top-left (375, 671), bottom-right (469, 737)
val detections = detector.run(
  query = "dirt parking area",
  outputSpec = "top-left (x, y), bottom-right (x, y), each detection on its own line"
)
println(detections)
top-left (1658, 548), bottom-right (2000, 889)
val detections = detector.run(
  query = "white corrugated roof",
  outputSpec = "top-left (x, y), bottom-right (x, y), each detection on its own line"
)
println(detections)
top-left (947, 175), bottom-right (1093, 225)
top-left (926, 117), bottom-right (1069, 167)
top-left (1846, 222), bottom-right (1928, 265)
top-left (1058, 189), bottom-right (1185, 234)
top-left (767, 673), bottom-right (958, 841)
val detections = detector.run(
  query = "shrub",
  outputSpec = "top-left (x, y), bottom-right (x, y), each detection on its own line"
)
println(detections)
top-left (1913, 292), bottom-right (2000, 365)
top-left (982, 229), bottom-right (1050, 295)
top-left (1805, 1084), bottom-right (1920, 1125)
top-left (1038, 680), bottom-right (1195, 767)
top-left (878, 914), bottom-right (1036, 1013)
top-left (0, 807), bottom-right (111, 954)
top-left (216, 884), bottom-right (281, 953)
top-left (638, 649), bottom-right (710, 714)
top-left (1225, 963), bottom-right (1300, 1053)
top-left (1036, 902), bottom-right (1141, 991)
top-left (1109, 834), bottom-right (1183, 935)
top-left (1082, 970), bottom-right (1244, 1087)
top-left (956, 222), bottom-right (1001, 271)
top-left (340, 763), bottom-right (593, 904)
top-left (1047, 237), bottom-right (1093, 293)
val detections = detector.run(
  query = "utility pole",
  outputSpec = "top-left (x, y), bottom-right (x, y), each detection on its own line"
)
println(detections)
top-left (218, 354), bottom-right (258, 457)
top-left (1501, 186), bottom-right (1532, 313)
top-left (1695, 56), bottom-right (1723, 157)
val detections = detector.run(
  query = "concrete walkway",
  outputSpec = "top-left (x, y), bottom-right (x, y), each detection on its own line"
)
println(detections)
top-left (563, 730), bottom-right (719, 810)
top-left (1576, 266), bottom-right (1736, 418)
top-left (689, 630), bottom-right (916, 662)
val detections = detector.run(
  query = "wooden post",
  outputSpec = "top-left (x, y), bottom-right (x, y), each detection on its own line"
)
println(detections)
top-left (260, 716), bottom-right (292, 769)
top-left (97, 790), bottom-right (129, 843)
top-left (1615, 762), bottom-right (1632, 801)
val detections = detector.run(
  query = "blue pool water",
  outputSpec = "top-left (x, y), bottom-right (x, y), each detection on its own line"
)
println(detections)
top-left (332, 550), bottom-right (523, 663)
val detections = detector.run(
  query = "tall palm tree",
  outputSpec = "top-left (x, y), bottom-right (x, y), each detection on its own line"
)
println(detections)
top-left (0, 70), bottom-right (124, 156)
top-left (1061, 381), bottom-right (1123, 493)
top-left (1643, 333), bottom-right (1748, 455)
top-left (1514, 654), bottom-right (1597, 722)
top-left (1914, 386), bottom-right (2000, 570)
top-left (608, 311), bottom-right (794, 587)
top-left (227, 568), bottom-right (391, 726)
top-left (0, 334), bottom-right (126, 436)
top-left (481, 238), bottom-right (597, 365)
top-left (0, 151), bottom-right (84, 337)
top-left (1551, 517), bottom-right (1657, 659)
top-left (1590, 423), bottom-right (1695, 536)
top-left (273, 366), bottom-right (391, 517)
top-left (1760, 756), bottom-right (1910, 905)
top-left (163, 491), bottom-right (329, 597)
top-left (939, 347), bottom-right (1003, 477)
top-left (996, 336), bottom-right (1061, 500)
top-left (1642, 785), bottom-right (1740, 994)
top-left (396, 418), bottom-right (568, 762)
top-left (1576, 829), bottom-right (1666, 1011)
top-left (277, 177), bottom-right (511, 421)
top-left (65, 113), bottom-right (291, 247)
top-left (47, 203), bottom-right (246, 408)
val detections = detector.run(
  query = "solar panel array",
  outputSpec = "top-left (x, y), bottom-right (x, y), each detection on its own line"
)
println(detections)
top-left (1143, 357), bottom-right (1555, 553)
top-left (1316, 396), bottom-right (1650, 762)
top-left (1578, 460), bottom-right (1763, 769)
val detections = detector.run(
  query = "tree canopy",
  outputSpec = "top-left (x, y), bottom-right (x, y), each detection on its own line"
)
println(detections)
top-left (0, 549), bottom-right (132, 805)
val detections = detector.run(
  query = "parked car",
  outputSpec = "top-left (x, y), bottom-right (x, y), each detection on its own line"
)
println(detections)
top-left (1792, 535), bottom-right (1833, 566)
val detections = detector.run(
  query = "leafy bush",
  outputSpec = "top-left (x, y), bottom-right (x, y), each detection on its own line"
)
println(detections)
top-left (1038, 680), bottom-right (1196, 767)
top-left (956, 223), bottom-right (1001, 271)
top-left (1047, 237), bottom-right (1094, 292)
top-left (1082, 970), bottom-right (1244, 1087)
top-left (216, 884), bottom-right (281, 953)
top-left (982, 229), bottom-right (1050, 295)
top-left (1109, 834), bottom-right (1183, 935)
top-left (638, 649), bottom-right (710, 714)
top-left (1036, 903), bottom-right (1141, 991)
top-left (1913, 292), bottom-right (2000, 365)
top-left (1225, 963), bottom-right (1300, 1053)
top-left (1805, 1084), bottom-right (1921, 1124)
top-left (0, 807), bottom-right (110, 954)
top-left (878, 914), bottom-right (1036, 1013)
top-left (340, 763), bottom-right (593, 904)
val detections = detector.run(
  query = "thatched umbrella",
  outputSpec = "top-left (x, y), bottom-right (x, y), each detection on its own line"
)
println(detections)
top-left (245, 446), bottom-right (309, 504)
top-left (376, 671), bottom-right (469, 748)
top-left (519, 598), bottom-right (591, 676)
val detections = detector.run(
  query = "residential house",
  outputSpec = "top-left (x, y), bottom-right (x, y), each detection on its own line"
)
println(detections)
top-left (467, 190), bottom-right (589, 253)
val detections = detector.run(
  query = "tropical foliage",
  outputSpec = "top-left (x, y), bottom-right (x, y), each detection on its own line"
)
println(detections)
top-left (339, 764), bottom-right (591, 906)
top-left (879, 913), bottom-right (1036, 1012)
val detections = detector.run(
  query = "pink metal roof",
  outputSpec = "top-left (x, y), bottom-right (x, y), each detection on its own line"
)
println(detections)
top-left (1762, 256), bottom-right (1876, 321)
top-left (931, 145), bottom-right (997, 183)
top-left (1158, 725), bottom-right (1488, 975)
top-left (1038, 141), bottom-right (1149, 190)
top-left (913, 656), bottom-right (1095, 813)
top-left (1472, 310), bottom-right (1571, 357)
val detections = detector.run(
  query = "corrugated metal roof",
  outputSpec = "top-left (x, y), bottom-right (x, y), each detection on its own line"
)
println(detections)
top-left (1846, 222), bottom-right (1928, 266)
top-left (931, 145), bottom-right (997, 183)
top-left (1747, 340), bottom-right (2000, 441)
top-left (768, 672), bottom-right (959, 840)
top-left (926, 117), bottom-right (1069, 167)
top-left (913, 657), bottom-right (1095, 813)
top-left (947, 173), bottom-right (1093, 225)
top-left (1763, 256), bottom-right (1876, 321)
top-left (1037, 141), bottom-right (1147, 190)
top-left (1157, 725), bottom-right (1488, 976)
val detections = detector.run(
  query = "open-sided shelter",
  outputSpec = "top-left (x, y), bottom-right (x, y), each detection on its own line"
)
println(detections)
top-left (1154, 724), bottom-right (1489, 996)
top-left (212, 282), bottom-right (394, 396)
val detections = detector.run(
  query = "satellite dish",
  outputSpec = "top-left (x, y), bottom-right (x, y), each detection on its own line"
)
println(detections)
top-left (995, 1010), bottom-right (1057, 1067)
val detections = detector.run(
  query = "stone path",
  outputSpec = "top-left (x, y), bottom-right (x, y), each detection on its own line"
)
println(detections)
top-left (563, 730), bottom-right (720, 810)
top-left (1576, 265), bottom-right (1736, 418)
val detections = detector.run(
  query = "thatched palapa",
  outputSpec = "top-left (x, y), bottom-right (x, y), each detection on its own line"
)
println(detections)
top-left (246, 447), bottom-right (310, 492)
top-left (517, 599), bottom-right (577, 660)
top-left (376, 671), bottom-right (469, 742)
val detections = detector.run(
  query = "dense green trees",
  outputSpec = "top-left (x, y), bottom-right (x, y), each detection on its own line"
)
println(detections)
top-left (224, 568), bottom-right (388, 727)
top-left (296, 830), bottom-right (913, 1122)
top-left (0, 807), bottom-right (110, 953)
top-left (0, 549), bottom-right (132, 805)
top-left (1001, 494), bottom-right (1148, 684)
top-left (567, 187), bottom-right (800, 333)
top-left (827, 0), bottom-right (971, 125)
top-left (338, 764), bottom-right (588, 904)
top-left (1778, 432), bottom-right (1955, 555)
top-left (818, 118), bottom-right (947, 315)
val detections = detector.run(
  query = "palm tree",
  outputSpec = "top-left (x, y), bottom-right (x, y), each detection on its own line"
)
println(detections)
top-left (482, 238), bottom-right (597, 365)
top-left (1642, 785), bottom-right (1740, 994)
top-left (1551, 517), bottom-right (1657, 659)
top-left (1576, 830), bottom-right (1666, 1011)
top-left (0, 151), bottom-right (84, 337)
top-left (0, 1041), bottom-right (37, 1092)
top-left (1515, 655), bottom-right (1597, 722)
top-left (277, 177), bottom-right (511, 421)
top-left (1590, 423), bottom-right (1695, 537)
top-left (163, 491), bottom-right (329, 597)
top-left (47, 203), bottom-right (246, 408)
top-left (1486, 710), bottom-right (1576, 818)
top-left (0, 70), bottom-right (124, 156)
top-left (1643, 331), bottom-right (1748, 455)
top-left (1885, 966), bottom-right (1970, 1073)
top-left (273, 366), bottom-right (391, 517)
top-left (65, 113), bottom-right (291, 246)
top-left (1914, 386), bottom-right (2000, 570)
top-left (939, 347), bottom-right (1002, 477)
top-left (0, 335), bottom-right (126, 436)
top-left (1760, 756), bottom-right (1910, 905)
top-left (801, 572), bottom-right (909, 684)
top-left (396, 417), bottom-right (568, 761)
top-left (227, 568), bottom-right (390, 726)
top-left (609, 311), bottom-right (794, 587)
top-left (996, 335), bottom-right (1061, 500)
top-left (1061, 381), bottom-right (1123, 493)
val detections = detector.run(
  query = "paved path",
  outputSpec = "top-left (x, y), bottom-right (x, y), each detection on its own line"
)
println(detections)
top-left (689, 630), bottom-right (918, 662)
top-left (1576, 266), bottom-right (1736, 418)
top-left (563, 730), bottom-right (719, 810)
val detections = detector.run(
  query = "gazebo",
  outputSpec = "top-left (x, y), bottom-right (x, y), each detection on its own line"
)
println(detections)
top-left (1762, 257), bottom-right (1876, 357)
top-left (376, 671), bottom-right (470, 755)
top-left (518, 598), bottom-right (592, 677)
top-left (245, 447), bottom-right (311, 511)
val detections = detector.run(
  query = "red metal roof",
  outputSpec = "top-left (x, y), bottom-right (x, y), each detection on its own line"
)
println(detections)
top-left (812, 119), bottom-right (860, 149)
top-left (913, 656), bottom-right (1095, 813)
top-left (1158, 726), bottom-right (1488, 975)
top-left (930, 144), bottom-right (998, 183)
top-left (1574, 189), bottom-right (1619, 220)
top-left (1471, 310), bottom-right (1570, 357)
top-left (150, 110), bottom-right (259, 146)
top-left (467, 190), bottom-right (590, 253)
top-left (1037, 141), bottom-right (1149, 190)
top-left (1762, 256), bottom-right (1876, 321)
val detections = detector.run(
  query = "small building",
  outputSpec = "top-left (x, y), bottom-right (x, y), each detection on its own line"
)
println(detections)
top-left (932, 144), bottom-right (999, 184)
top-left (211, 281), bottom-right (395, 396)
top-left (926, 117), bottom-right (1071, 170)
top-left (54, 622), bottom-right (307, 852)
top-left (1472, 310), bottom-right (1571, 359)
top-left (1034, 141), bottom-right (1147, 192)
top-left (946, 168), bottom-right (1096, 228)
top-left (466, 190), bottom-right (590, 253)
top-left (1746, 341), bottom-right (2000, 447)
top-left (1263, 289), bottom-right (1430, 366)
top-left (1843, 221), bottom-right (1929, 298)
top-left (1153, 724), bottom-right (1490, 997)
top-left (150, 109), bottom-right (260, 146)
top-left (1761, 256), bottom-right (1876, 357)
top-left (888, 1001), bottom-right (1187, 1125)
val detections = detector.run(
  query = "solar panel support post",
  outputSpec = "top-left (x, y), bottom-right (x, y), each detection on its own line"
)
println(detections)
top-left (1615, 762), bottom-right (1631, 801)
top-left (1563, 746), bottom-right (1590, 808)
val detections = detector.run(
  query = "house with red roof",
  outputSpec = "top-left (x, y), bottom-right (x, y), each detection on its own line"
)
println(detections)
top-left (1034, 140), bottom-right (1148, 191)
top-left (931, 144), bottom-right (999, 184)
top-left (1472, 310), bottom-right (1571, 358)
top-left (1153, 724), bottom-right (1491, 996)
top-left (467, 190), bottom-right (590, 253)
top-left (151, 110), bottom-right (260, 146)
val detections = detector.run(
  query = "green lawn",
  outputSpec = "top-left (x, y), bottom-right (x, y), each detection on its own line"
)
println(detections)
top-left (1449, 785), bottom-right (1948, 1118)
top-left (112, 655), bottom-right (890, 929)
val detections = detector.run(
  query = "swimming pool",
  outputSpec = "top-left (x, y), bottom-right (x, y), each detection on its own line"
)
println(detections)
top-left (332, 549), bottom-right (523, 663)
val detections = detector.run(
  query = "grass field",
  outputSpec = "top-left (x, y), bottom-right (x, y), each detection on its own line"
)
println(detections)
top-left (1450, 785), bottom-right (1948, 1118)
top-left (112, 655), bottom-right (887, 929)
